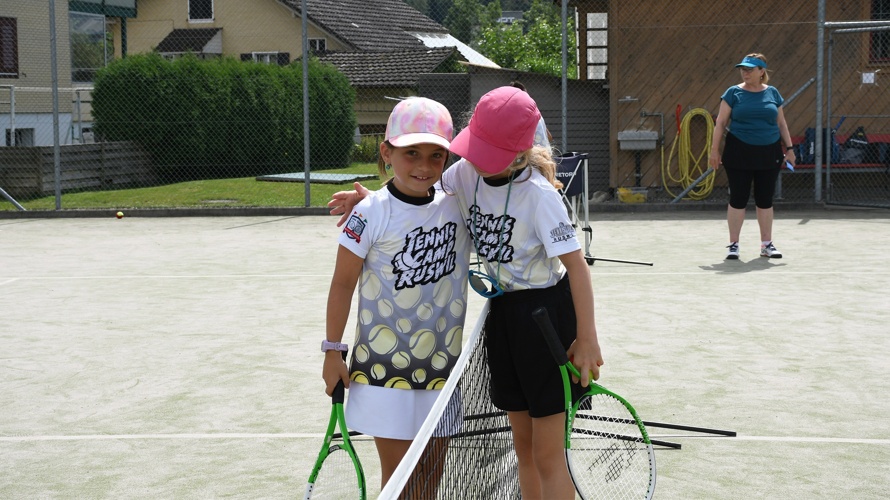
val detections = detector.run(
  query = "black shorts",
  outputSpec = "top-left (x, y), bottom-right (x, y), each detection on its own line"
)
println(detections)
top-left (484, 275), bottom-right (583, 418)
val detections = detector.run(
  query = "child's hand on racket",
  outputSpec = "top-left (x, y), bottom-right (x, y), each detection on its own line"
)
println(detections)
top-left (328, 182), bottom-right (371, 227)
top-left (322, 351), bottom-right (350, 396)
top-left (567, 338), bottom-right (604, 387)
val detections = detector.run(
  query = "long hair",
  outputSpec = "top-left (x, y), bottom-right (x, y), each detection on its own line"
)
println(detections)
top-left (508, 146), bottom-right (562, 190)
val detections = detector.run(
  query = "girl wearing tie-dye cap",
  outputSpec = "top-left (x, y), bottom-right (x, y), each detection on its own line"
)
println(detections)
top-left (322, 97), bottom-right (470, 494)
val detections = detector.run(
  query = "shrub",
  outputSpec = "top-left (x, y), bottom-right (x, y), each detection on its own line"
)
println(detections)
top-left (91, 53), bottom-right (356, 181)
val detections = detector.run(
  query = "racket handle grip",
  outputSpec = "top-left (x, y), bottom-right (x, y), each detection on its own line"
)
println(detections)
top-left (332, 350), bottom-right (348, 405)
top-left (532, 307), bottom-right (570, 366)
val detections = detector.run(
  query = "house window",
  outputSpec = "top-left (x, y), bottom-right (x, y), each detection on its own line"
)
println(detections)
top-left (70, 11), bottom-right (112, 83)
top-left (189, 0), bottom-right (214, 22)
top-left (871, 0), bottom-right (890, 62)
top-left (5, 128), bottom-right (34, 147)
top-left (309, 38), bottom-right (326, 53)
top-left (253, 52), bottom-right (277, 64)
top-left (586, 12), bottom-right (608, 80)
top-left (0, 17), bottom-right (18, 78)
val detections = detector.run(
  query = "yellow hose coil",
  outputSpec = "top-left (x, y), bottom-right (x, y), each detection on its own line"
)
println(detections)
top-left (663, 108), bottom-right (715, 201)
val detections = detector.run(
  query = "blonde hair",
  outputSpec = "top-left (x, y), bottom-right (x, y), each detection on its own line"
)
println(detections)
top-left (746, 53), bottom-right (770, 84)
top-left (507, 146), bottom-right (562, 190)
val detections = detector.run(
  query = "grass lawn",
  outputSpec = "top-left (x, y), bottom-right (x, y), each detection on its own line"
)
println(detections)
top-left (1, 164), bottom-right (382, 211)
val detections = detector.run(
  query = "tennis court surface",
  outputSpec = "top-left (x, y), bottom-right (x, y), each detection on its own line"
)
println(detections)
top-left (2, 208), bottom-right (888, 499)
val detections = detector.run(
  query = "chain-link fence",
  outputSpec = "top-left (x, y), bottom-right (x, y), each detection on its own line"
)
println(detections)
top-left (2, 0), bottom-right (889, 213)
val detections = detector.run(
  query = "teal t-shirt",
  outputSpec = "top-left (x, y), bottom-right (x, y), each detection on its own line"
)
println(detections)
top-left (721, 85), bottom-right (784, 146)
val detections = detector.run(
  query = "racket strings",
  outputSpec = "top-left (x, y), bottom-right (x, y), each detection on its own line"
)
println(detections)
top-left (568, 393), bottom-right (655, 499)
top-left (310, 446), bottom-right (359, 498)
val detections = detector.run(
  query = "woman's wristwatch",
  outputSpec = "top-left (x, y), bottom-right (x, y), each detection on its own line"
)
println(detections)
top-left (785, 145), bottom-right (795, 152)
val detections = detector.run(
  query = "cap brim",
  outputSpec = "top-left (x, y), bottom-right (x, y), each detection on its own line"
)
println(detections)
top-left (735, 63), bottom-right (757, 68)
top-left (449, 127), bottom-right (517, 174)
top-left (388, 132), bottom-right (450, 149)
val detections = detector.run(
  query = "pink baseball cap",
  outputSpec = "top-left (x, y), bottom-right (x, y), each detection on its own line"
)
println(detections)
top-left (449, 86), bottom-right (542, 174)
top-left (385, 97), bottom-right (453, 149)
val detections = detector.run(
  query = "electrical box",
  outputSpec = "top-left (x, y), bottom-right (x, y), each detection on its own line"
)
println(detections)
top-left (617, 130), bottom-right (658, 151)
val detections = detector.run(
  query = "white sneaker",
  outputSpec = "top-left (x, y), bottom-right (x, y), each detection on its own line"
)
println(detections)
top-left (726, 242), bottom-right (740, 260)
top-left (761, 242), bottom-right (782, 258)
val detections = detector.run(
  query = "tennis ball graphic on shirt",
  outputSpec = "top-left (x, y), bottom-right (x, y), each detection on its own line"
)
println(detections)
top-left (433, 278), bottom-right (453, 307)
top-left (385, 377), bottom-right (412, 389)
top-left (360, 272), bottom-right (383, 300)
top-left (354, 344), bottom-right (371, 364)
top-left (368, 325), bottom-right (398, 355)
top-left (449, 298), bottom-right (465, 319)
top-left (411, 368), bottom-right (427, 384)
top-left (431, 351), bottom-right (449, 371)
top-left (391, 351), bottom-right (411, 370)
top-left (377, 298), bottom-right (394, 318)
top-left (351, 371), bottom-right (369, 384)
top-left (436, 316), bottom-right (447, 333)
top-left (396, 317), bottom-right (413, 334)
top-left (394, 284), bottom-right (422, 310)
top-left (417, 302), bottom-right (434, 321)
top-left (370, 363), bottom-right (387, 380)
top-left (445, 326), bottom-right (462, 356)
top-left (426, 378), bottom-right (446, 390)
top-left (409, 329), bottom-right (436, 359)
top-left (359, 308), bottom-right (374, 326)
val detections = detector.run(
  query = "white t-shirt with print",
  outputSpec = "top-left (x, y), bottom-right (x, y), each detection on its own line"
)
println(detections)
top-left (442, 160), bottom-right (580, 291)
top-left (338, 185), bottom-right (470, 391)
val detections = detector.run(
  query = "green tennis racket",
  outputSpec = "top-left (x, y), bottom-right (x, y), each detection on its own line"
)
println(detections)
top-left (532, 307), bottom-right (656, 500)
top-left (304, 354), bottom-right (365, 500)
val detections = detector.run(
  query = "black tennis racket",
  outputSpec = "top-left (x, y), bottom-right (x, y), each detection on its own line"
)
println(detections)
top-left (304, 353), bottom-right (366, 500)
top-left (532, 307), bottom-right (656, 500)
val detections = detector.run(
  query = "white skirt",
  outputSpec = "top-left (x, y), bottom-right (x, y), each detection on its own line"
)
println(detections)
top-left (345, 383), bottom-right (463, 440)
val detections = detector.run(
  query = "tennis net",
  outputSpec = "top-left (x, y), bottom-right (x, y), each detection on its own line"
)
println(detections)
top-left (378, 301), bottom-right (521, 499)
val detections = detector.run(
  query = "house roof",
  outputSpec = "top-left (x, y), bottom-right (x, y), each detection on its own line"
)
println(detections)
top-left (156, 28), bottom-right (223, 54)
top-left (316, 47), bottom-right (459, 87)
top-left (280, 0), bottom-right (449, 52)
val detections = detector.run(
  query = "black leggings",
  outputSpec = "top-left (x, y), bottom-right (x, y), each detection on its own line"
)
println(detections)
top-left (724, 166), bottom-right (781, 209)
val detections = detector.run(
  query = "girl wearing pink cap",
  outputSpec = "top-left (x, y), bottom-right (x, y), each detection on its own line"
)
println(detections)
top-left (322, 97), bottom-right (470, 493)
top-left (330, 87), bottom-right (604, 499)
top-left (446, 86), bottom-right (603, 499)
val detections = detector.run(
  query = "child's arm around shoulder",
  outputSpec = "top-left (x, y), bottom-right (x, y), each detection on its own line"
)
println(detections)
top-left (328, 181), bottom-right (372, 227)
top-left (559, 249), bottom-right (604, 387)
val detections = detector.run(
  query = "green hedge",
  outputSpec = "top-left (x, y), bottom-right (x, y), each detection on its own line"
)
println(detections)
top-left (91, 53), bottom-right (356, 181)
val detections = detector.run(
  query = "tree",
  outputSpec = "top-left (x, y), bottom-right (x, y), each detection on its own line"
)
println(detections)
top-left (474, 0), bottom-right (576, 78)
top-left (444, 0), bottom-right (482, 44)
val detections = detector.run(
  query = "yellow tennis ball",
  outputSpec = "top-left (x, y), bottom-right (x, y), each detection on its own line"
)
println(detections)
top-left (360, 272), bottom-right (383, 301)
top-left (368, 325), bottom-right (398, 355)
top-left (426, 378), bottom-right (446, 390)
top-left (391, 351), bottom-right (411, 370)
top-left (449, 299), bottom-right (465, 319)
top-left (409, 329), bottom-right (436, 359)
top-left (430, 351), bottom-right (449, 371)
top-left (433, 278), bottom-right (454, 307)
top-left (354, 344), bottom-right (370, 364)
top-left (350, 371), bottom-right (369, 384)
top-left (394, 284), bottom-right (422, 310)
top-left (385, 377), bottom-right (412, 389)
top-left (370, 363), bottom-right (387, 380)
top-left (417, 302), bottom-right (434, 321)
top-left (116, 211), bottom-right (124, 219)
top-left (445, 326), bottom-right (462, 356)
top-left (359, 308), bottom-right (374, 326)
top-left (411, 368), bottom-right (427, 384)
top-left (396, 317), bottom-right (412, 334)
top-left (377, 298), bottom-right (394, 318)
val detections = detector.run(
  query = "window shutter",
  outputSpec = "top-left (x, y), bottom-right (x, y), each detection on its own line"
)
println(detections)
top-left (277, 52), bottom-right (290, 66)
top-left (240, 53), bottom-right (251, 62)
top-left (0, 18), bottom-right (18, 77)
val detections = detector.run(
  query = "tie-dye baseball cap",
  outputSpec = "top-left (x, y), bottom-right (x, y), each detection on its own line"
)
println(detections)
top-left (385, 97), bottom-right (453, 149)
